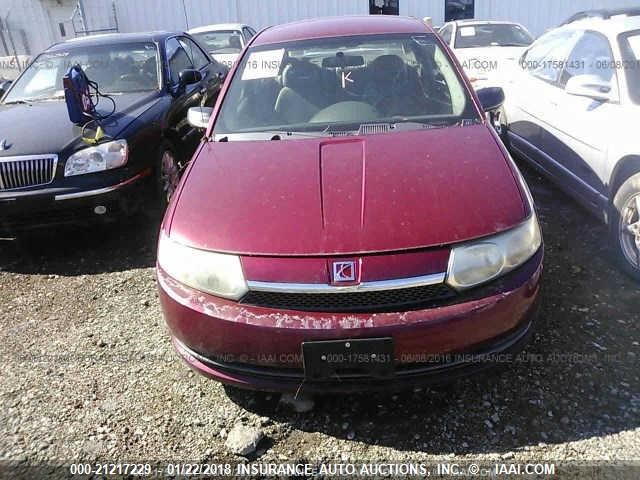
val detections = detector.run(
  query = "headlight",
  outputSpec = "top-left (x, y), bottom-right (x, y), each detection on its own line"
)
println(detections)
top-left (64, 139), bottom-right (128, 177)
top-left (157, 233), bottom-right (248, 300)
top-left (446, 213), bottom-right (542, 290)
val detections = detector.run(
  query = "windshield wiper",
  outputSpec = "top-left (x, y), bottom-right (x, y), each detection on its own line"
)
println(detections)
top-left (214, 130), bottom-right (335, 141)
top-left (3, 100), bottom-right (31, 105)
top-left (340, 120), bottom-right (458, 134)
top-left (4, 95), bottom-right (65, 105)
top-left (214, 120), bottom-right (467, 141)
top-left (390, 121), bottom-right (452, 131)
top-left (269, 130), bottom-right (336, 140)
top-left (36, 95), bottom-right (66, 102)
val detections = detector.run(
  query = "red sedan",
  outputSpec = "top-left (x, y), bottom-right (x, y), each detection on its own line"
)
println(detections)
top-left (157, 16), bottom-right (543, 393)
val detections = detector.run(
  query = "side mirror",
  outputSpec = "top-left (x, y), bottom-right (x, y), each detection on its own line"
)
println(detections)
top-left (187, 106), bottom-right (212, 129)
top-left (0, 80), bottom-right (13, 98)
top-left (476, 87), bottom-right (505, 112)
top-left (178, 69), bottom-right (202, 86)
top-left (565, 74), bottom-right (612, 102)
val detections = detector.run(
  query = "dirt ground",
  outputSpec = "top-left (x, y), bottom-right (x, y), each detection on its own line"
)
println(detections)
top-left (0, 165), bottom-right (638, 479)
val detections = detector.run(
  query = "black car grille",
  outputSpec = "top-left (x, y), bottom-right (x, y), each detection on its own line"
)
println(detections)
top-left (0, 155), bottom-right (57, 190)
top-left (240, 283), bottom-right (456, 313)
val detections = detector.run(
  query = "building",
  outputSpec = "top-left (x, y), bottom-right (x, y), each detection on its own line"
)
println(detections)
top-left (1, 0), bottom-right (639, 77)
top-left (103, 0), bottom-right (640, 38)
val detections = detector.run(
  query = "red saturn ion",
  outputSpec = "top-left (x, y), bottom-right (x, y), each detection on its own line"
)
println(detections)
top-left (157, 16), bottom-right (543, 393)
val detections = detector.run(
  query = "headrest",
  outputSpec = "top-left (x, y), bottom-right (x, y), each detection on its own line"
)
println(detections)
top-left (369, 54), bottom-right (405, 72)
top-left (282, 59), bottom-right (320, 88)
top-left (229, 35), bottom-right (242, 50)
top-left (322, 54), bottom-right (365, 69)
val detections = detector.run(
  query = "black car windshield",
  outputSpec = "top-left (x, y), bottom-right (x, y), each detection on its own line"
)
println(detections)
top-left (3, 41), bottom-right (160, 103)
top-left (192, 30), bottom-right (243, 54)
top-left (213, 33), bottom-right (478, 137)
top-left (454, 24), bottom-right (533, 48)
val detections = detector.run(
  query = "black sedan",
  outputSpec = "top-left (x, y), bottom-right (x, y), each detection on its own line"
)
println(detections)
top-left (0, 31), bottom-right (227, 231)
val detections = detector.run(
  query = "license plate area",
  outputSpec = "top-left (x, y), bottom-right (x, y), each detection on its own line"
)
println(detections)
top-left (302, 338), bottom-right (394, 380)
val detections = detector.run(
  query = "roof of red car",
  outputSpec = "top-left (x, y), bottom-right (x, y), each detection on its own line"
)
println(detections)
top-left (254, 15), bottom-right (432, 46)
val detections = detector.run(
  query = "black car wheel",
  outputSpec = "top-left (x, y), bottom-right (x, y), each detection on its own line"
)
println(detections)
top-left (611, 171), bottom-right (640, 281)
top-left (159, 146), bottom-right (180, 207)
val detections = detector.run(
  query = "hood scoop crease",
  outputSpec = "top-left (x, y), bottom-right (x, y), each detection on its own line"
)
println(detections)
top-left (320, 140), bottom-right (366, 235)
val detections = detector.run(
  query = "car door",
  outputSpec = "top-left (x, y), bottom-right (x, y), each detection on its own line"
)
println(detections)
top-left (505, 29), bottom-right (581, 174)
top-left (164, 36), bottom-right (225, 158)
top-left (180, 35), bottom-right (226, 106)
top-left (439, 24), bottom-right (454, 48)
top-left (547, 31), bottom-right (619, 209)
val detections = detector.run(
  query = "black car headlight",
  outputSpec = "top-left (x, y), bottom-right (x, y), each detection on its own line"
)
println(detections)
top-left (64, 139), bottom-right (128, 177)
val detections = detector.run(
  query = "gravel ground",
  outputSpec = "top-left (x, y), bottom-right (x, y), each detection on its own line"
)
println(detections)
top-left (0, 166), bottom-right (639, 479)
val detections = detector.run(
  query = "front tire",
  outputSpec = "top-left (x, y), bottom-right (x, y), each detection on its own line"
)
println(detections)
top-left (157, 145), bottom-right (181, 211)
top-left (611, 172), bottom-right (640, 281)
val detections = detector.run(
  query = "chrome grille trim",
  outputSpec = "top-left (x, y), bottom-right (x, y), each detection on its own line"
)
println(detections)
top-left (246, 272), bottom-right (447, 294)
top-left (0, 154), bottom-right (58, 190)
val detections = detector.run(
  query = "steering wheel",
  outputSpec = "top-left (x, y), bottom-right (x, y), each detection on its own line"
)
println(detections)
top-left (426, 77), bottom-right (454, 113)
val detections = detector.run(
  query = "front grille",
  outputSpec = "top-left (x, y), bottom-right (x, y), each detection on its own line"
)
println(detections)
top-left (0, 155), bottom-right (57, 190)
top-left (240, 283), bottom-right (456, 313)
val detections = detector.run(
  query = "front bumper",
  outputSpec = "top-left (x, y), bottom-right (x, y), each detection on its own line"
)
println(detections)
top-left (0, 168), bottom-right (152, 232)
top-left (159, 248), bottom-right (543, 393)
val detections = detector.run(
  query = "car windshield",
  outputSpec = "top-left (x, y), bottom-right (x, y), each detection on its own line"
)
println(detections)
top-left (192, 30), bottom-right (243, 54)
top-left (455, 24), bottom-right (533, 48)
top-left (3, 41), bottom-right (160, 103)
top-left (214, 33), bottom-right (478, 138)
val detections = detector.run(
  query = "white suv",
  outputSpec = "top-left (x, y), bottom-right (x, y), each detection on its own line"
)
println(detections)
top-left (502, 8), bottom-right (640, 279)
top-left (439, 20), bottom-right (534, 89)
top-left (188, 23), bottom-right (257, 68)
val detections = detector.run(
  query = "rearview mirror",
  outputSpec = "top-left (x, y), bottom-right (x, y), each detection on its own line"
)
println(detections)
top-left (565, 74), bottom-right (612, 102)
top-left (0, 80), bottom-right (13, 98)
top-left (187, 106), bottom-right (212, 129)
top-left (476, 87), bottom-right (505, 112)
top-left (178, 69), bottom-right (202, 86)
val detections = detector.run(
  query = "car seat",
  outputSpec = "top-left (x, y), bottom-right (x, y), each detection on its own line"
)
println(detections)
top-left (229, 35), bottom-right (243, 51)
top-left (140, 57), bottom-right (158, 89)
top-left (274, 59), bottom-right (326, 124)
top-left (363, 54), bottom-right (411, 115)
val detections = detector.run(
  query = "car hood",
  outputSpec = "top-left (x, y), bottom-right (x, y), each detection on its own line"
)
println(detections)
top-left (455, 46), bottom-right (526, 72)
top-left (0, 91), bottom-right (162, 156)
top-left (169, 124), bottom-right (526, 256)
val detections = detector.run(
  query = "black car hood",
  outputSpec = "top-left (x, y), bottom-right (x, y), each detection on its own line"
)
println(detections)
top-left (0, 91), bottom-right (162, 156)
